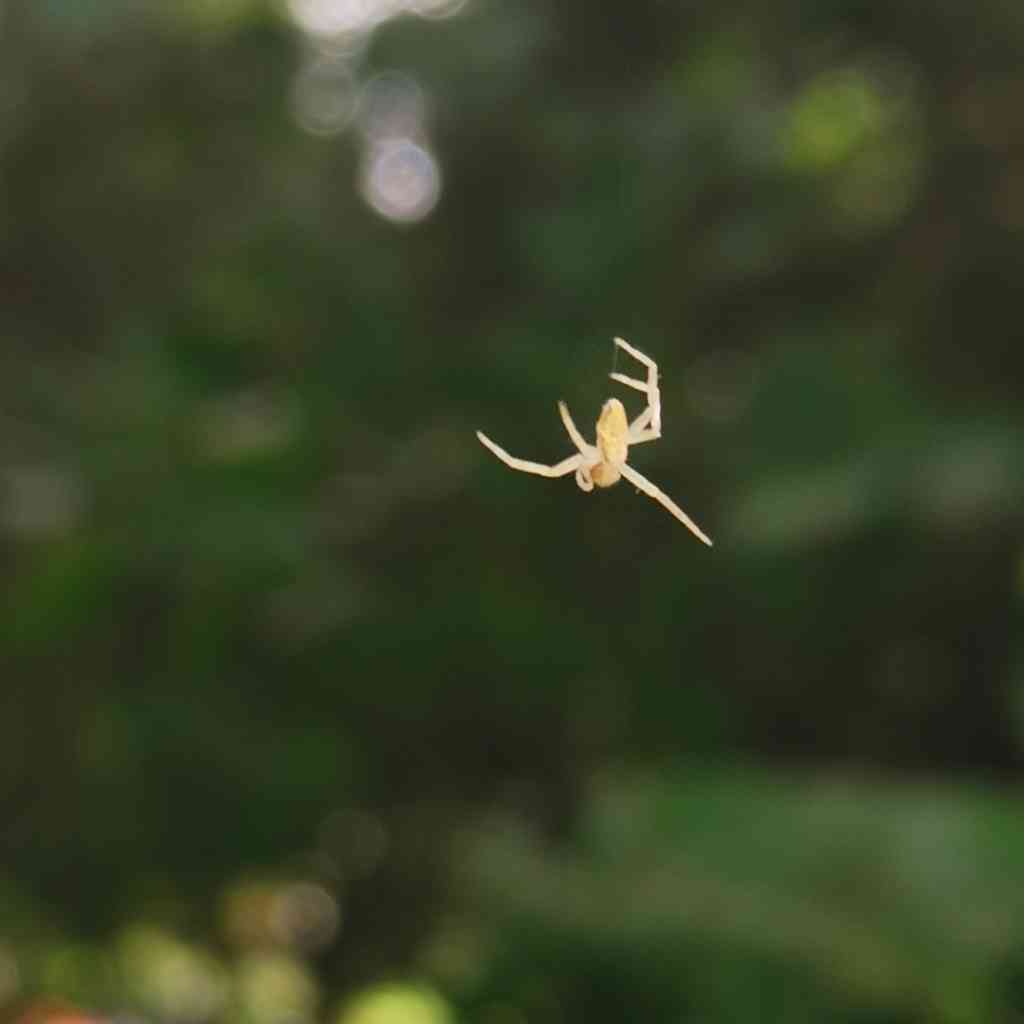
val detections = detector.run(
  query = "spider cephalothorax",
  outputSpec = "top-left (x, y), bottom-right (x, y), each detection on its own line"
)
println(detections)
top-left (476, 337), bottom-right (712, 546)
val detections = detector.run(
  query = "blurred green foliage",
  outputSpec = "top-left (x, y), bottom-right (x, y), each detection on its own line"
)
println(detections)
top-left (2, 0), bottom-right (1024, 1022)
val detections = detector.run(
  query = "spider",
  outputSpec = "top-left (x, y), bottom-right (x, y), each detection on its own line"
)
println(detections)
top-left (476, 337), bottom-right (712, 546)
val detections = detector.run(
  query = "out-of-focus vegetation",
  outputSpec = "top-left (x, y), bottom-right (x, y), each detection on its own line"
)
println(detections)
top-left (2, 0), bottom-right (1024, 1021)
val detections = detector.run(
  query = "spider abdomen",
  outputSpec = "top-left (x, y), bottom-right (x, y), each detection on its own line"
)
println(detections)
top-left (590, 462), bottom-right (622, 488)
top-left (595, 398), bottom-right (629, 466)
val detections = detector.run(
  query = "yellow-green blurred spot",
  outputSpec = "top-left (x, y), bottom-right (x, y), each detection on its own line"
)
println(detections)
top-left (338, 983), bottom-right (455, 1024)
top-left (41, 943), bottom-right (115, 1006)
top-left (118, 924), bottom-right (229, 1022)
top-left (173, 0), bottom-right (262, 32)
top-left (0, 943), bottom-right (19, 1005)
top-left (235, 951), bottom-right (320, 1024)
top-left (786, 69), bottom-right (885, 171)
top-left (678, 29), bottom-right (761, 108)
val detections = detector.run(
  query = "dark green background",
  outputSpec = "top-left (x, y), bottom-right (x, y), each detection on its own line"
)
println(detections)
top-left (2, 0), bottom-right (1024, 1021)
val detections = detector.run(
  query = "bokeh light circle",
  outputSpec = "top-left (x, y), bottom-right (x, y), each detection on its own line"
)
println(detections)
top-left (360, 138), bottom-right (441, 223)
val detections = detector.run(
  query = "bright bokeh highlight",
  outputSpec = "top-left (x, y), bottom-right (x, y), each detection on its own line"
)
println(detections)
top-left (360, 138), bottom-right (441, 223)
top-left (337, 984), bottom-right (455, 1024)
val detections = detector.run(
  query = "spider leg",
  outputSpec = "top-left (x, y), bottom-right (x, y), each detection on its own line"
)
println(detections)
top-left (611, 374), bottom-right (660, 438)
top-left (611, 337), bottom-right (662, 436)
top-left (626, 409), bottom-right (657, 442)
top-left (557, 401), bottom-right (597, 457)
top-left (628, 424), bottom-right (662, 446)
top-left (614, 336), bottom-right (658, 374)
top-left (575, 465), bottom-right (594, 492)
top-left (609, 372), bottom-right (648, 393)
top-left (476, 431), bottom-right (583, 478)
top-left (619, 462), bottom-right (712, 546)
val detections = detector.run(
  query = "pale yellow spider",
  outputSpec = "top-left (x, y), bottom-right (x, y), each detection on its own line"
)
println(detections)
top-left (476, 337), bottom-right (712, 546)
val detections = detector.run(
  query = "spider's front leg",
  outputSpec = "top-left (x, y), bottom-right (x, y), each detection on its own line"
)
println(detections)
top-left (609, 336), bottom-right (662, 440)
top-left (476, 431), bottom-right (583, 479)
top-left (557, 401), bottom-right (600, 491)
top-left (557, 401), bottom-right (595, 456)
top-left (574, 465), bottom-right (594, 492)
